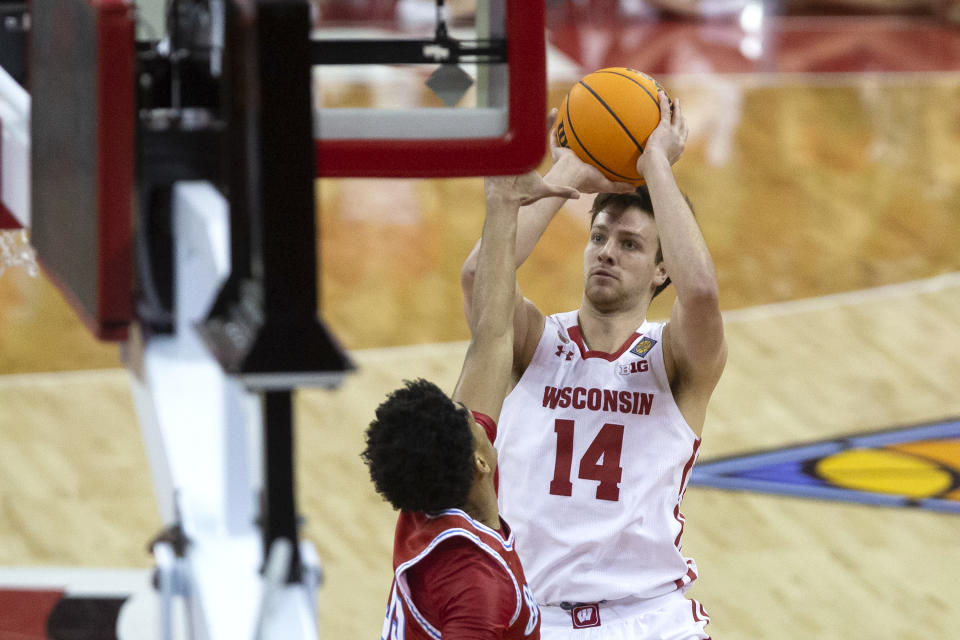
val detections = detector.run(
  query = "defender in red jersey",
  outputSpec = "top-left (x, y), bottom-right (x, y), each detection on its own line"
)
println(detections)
top-left (362, 171), bottom-right (578, 639)
top-left (462, 93), bottom-right (725, 639)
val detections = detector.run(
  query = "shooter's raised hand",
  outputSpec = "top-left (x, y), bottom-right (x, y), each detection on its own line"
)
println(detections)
top-left (637, 90), bottom-right (687, 176)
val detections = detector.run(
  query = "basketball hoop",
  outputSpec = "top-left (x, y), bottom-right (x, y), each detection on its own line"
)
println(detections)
top-left (0, 228), bottom-right (38, 277)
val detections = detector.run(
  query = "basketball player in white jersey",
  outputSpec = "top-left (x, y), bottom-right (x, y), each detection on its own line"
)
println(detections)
top-left (363, 171), bottom-right (578, 639)
top-left (461, 91), bottom-right (726, 639)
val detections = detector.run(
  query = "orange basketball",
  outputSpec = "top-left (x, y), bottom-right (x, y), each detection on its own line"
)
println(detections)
top-left (555, 67), bottom-right (667, 186)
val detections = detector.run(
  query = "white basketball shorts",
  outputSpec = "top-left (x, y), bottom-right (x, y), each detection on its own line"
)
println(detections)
top-left (537, 588), bottom-right (710, 640)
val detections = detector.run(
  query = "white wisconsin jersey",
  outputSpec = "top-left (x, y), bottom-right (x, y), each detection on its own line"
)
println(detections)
top-left (496, 310), bottom-right (701, 605)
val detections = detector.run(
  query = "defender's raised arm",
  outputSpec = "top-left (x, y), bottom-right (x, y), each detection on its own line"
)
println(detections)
top-left (453, 172), bottom-right (578, 419)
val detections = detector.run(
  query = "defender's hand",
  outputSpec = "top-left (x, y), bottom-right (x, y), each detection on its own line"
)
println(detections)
top-left (485, 170), bottom-right (580, 208)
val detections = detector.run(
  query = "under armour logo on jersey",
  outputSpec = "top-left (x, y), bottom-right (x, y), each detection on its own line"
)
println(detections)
top-left (570, 603), bottom-right (601, 629)
top-left (555, 345), bottom-right (574, 361)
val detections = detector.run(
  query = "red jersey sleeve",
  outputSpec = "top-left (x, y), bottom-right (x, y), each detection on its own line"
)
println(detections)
top-left (405, 536), bottom-right (517, 640)
top-left (472, 410), bottom-right (497, 444)
top-left (472, 410), bottom-right (500, 493)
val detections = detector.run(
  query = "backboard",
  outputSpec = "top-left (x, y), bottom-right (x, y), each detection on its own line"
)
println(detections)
top-left (28, 0), bottom-right (135, 341)
top-left (312, 0), bottom-right (547, 177)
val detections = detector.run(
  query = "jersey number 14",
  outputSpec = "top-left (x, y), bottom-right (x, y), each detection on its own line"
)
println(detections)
top-left (549, 419), bottom-right (624, 501)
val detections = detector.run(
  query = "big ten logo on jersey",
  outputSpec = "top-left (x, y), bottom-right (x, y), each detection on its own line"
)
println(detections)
top-left (617, 360), bottom-right (649, 375)
top-left (380, 586), bottom-right (406, 640)
top-left (523, 584), bottom-right (540, 636)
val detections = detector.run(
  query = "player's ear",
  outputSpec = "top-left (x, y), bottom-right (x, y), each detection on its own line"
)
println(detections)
top-left (474, 453), bottom-right (492, 475)
top-left (654, 261), bottom-right (668, 287)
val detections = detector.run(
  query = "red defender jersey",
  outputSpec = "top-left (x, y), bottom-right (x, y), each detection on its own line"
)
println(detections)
top-left (379, 414), bottom-right (540, 639)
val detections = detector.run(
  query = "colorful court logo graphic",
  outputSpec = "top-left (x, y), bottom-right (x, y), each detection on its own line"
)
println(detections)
top-left (691, 419), bottom-right (960, 513)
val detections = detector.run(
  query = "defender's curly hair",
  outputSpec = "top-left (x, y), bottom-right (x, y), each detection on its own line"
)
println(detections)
top-left (591, 184), bottom-right (697, 300)
top-left (361, 378), bottom-right (475, 513)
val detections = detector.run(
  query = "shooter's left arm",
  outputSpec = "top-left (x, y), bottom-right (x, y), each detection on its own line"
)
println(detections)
top-left (640, 92), bottom-right (726, 399)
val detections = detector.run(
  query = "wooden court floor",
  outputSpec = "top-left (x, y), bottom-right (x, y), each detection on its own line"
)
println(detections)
top-left (1, 40), bottom-right (960, 640)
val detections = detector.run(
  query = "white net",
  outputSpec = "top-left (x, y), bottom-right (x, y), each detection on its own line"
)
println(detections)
top-left (0, 228), bottom-right (38, 277)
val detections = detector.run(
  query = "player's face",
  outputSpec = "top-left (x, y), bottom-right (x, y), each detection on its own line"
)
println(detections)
top-left (583, 206), bottom-right (664, 311)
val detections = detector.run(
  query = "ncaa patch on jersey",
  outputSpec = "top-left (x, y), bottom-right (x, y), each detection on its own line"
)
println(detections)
top-left (631, 337), bottom-right (657, 358)
top-left (570, 603), bottom-right (601, 628)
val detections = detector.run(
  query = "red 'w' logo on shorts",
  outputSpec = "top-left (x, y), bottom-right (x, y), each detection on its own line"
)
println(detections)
top-left (570, 604), bottom-right (601, 629)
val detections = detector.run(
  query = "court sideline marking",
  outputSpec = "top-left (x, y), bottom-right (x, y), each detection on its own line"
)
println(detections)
top-left (0, 271), bottom-right (957, 387)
